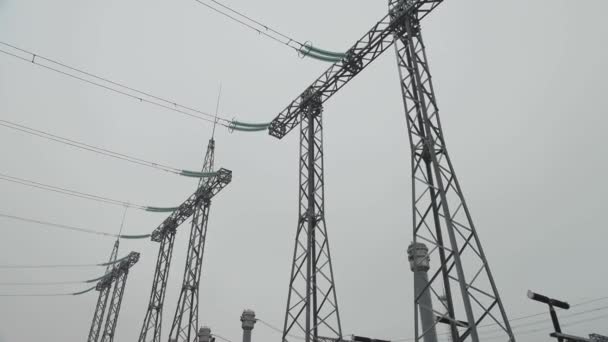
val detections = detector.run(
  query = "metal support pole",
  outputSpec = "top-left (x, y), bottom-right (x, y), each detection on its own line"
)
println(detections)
top-left (100, 269), bottom-right (130, 342)
top-left (139, 231), bottom-right (176, 342)
top-left (169, 138), bottom-right (216, 342)
top-left (87, 285), bottom-right (111, 342)
top-left (282, 90), bottom-right (342, 342)
top-left (390, 2), bottom-right (515, 341)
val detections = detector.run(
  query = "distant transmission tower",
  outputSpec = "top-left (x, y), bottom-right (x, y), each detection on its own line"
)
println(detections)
top-left (390, 0), bottom-right (515, 341)
top-left (168, 137), bottom-right (219, 342)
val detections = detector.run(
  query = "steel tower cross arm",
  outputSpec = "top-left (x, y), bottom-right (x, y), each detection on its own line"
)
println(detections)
top-left (95, 252), bottom-right (140, 290)
top-left (150, 168), bottom-right (232, 242)
top-left (269, 0), bottom-right (444, 139)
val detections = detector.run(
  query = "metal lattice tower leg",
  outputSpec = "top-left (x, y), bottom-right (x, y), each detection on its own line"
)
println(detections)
top-left (390, 5), bottom-right (515, 342)
top-left (282, 91), bottom-right (342, 342)
top-left (100, 269), bottom-right (130, 342)
top-left (139, 232), bottom-right (177, 342)
top-left (169, 139), bottom-right (216, 342)
top-left (88, 285), bottom-right (111, 342)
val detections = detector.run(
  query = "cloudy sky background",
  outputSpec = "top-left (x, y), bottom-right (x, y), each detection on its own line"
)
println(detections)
top-left (0, 0), bottom-right (607, 341)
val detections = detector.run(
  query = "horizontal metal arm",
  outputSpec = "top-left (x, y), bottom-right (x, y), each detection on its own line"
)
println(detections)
top-left (150, 168), bottom-right (232, 242)
top-left (95, 251), bottom-right (140, 290)
top-left (268, 0), bottom-right (443, 139)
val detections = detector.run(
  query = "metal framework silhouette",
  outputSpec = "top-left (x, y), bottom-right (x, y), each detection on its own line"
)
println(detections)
top-left (138, 154), bottom-right (231, 342)
top-left (169, 138), bottom-right (222, 342)
top-left (269, 1), bottom-right (515, 341)
top-left (279, 90), bottom-right (343, 342)
top-left (87, 252), bottom-right (140, 342)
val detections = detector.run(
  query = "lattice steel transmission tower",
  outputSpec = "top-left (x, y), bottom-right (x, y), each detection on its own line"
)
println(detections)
top-left (87, 252), bottom-right (140, 342)
top-left (168, 138), bottom-right (220, 342)
top-left (269, 1), bottom-right (516, 341)
top-left (391, 2), bottom-right (515, 341)
top-left (138, 144), bottom-right (231, 342)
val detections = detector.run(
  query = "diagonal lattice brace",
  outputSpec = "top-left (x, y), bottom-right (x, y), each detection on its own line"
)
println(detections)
top-left (391, 7), bottom-right (515, 342)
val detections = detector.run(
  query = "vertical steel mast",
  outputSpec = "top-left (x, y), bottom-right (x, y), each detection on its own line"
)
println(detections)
top-left (390, 2), bottom-right (515, 341)
top-left (88, 284), bottom-right (112, 342)
top-left (169, 138), bottom-right (216, 342)
top-left (100, 266), bottom-right (131, 342)
top-left (282, 90), bottom-right (342, 342)
top-left (88, 252), bottom-right (140, 342)
top-left (139, 225), bottom-right (177, 342)
top-left (87, 238), bottom-right (121, 342)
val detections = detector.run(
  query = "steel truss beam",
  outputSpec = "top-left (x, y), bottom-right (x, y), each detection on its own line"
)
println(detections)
top-left (87, 252), bottom-right (140, 342)
top-left (169, 139), bottom-right (225, 342)
top-left (391, 8), bottom-right (515, 342)
top-left (138, 165), bottom-right (232, 342)
top-left (282, 90), bottom-right (342, 342)
top-left (269, 0), bottom-right (443, 138)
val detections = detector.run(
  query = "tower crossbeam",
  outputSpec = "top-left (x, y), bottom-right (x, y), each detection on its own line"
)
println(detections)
top-left (269, 0), bottom-right (443, 138)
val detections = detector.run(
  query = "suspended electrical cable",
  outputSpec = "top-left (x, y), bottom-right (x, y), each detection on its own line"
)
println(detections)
top-left (476, 304), bottom-right (608, 337)
top-left (0, 171), bottom-right (187, 212)
top-left (0, 256), bottom-right (130, 269)
top-left (0, 118), bottom-right (218, 178)
top-left (0, 212), bottom-right (150, 239)
top-left (191, 0), bottom-right (345, 62)
top-left (193, 0), bottom-right (301, 51)
top-left (212, 333), bottom-right (235, 342)
top-left (389, 295), bottom-right (608, 341)
top-left (0, 41), bottom-right (233, 126)
top-left (481, 312), bottom-right (608, 341)
top-left (255, 318), bottom-right (305, 340)
top-left (0, 272), bottom-right (116, 286)
top-left (0, 285), bottom-right (96, 297)
top-left (0, 171), bottom-right (145, 209)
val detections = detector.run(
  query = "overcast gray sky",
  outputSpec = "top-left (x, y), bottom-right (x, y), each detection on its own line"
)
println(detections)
top-left (0, 0), bottom-right (607, 341)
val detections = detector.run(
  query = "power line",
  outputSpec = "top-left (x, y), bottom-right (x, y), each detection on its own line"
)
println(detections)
top-left (0, 171), bottom-right (145, 209)
top-left (477, 304), bottom-right (608, 337)
top-left (482, 312), bottom-right (608, 341)
top-left (0, 118), bottom-right (184, 174)
top-left (389, 296), bottom-right (608, 341)
top-left (192, 0), bottom-right (303, 52)
top-left (0, 285), bottom-right (96, 297)
top-left (255, 318), bottom-right (305, 340)
top-left (0, 211), bottom-right (150, 239)
top-left (0, 41), bottom-right (232, 126)
top-left (212, 333), bottom-right (235, 342)
top-left (0, 273), bottom-right (109, 286)
top-left (0, 259), bottom-right (125, 269)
